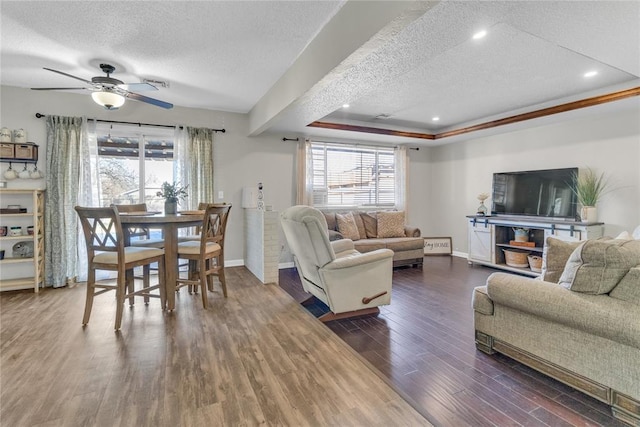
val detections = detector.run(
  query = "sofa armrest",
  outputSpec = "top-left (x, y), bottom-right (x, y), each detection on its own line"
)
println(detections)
top-left (404, 226), bottom-right (421, 237)
top-left (330, 238), bottom-right (354, 254)
top-left (324, 248), bottom-right (393, 270)
top-left (486, 272), bottom-right (640, 349)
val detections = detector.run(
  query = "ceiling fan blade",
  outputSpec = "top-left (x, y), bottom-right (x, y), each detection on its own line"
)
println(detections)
top-left (43, 67), bottom-right (92, 84)
top-left (125, 92), bottom-right (173, 109)
top-left (117, 82), bottom-right (158, 92)
top-left (31, 87), bottom-right (87, 91)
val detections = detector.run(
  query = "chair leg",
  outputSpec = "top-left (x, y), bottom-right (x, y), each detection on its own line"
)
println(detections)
top-left (188, 260), bottom-right (197, 294)
top-left (143, 264), bottom-right (150, 305)
top-left (158, 259), bottom-right (166, 310)
top-left (199, 260), bottom-right (208, 308)
top-left (115, 274), bottom-right (127, 331)
top-left (82, 269), bottom-right (96, 325)
top-left (126, 269), bottom-right (135, 307)
top-left (218, 258), bottom-right (227, 298)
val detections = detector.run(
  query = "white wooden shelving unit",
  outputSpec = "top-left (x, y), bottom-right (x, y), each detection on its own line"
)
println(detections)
top-left (0, 189), bottom-right (45, 292)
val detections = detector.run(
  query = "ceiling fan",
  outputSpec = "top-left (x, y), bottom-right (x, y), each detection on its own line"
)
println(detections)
top-left (31, 63), bottom-right (173, 110)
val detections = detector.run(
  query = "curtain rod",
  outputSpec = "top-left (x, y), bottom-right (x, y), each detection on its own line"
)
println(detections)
top-left (34, 113), bottom-right (226, 133)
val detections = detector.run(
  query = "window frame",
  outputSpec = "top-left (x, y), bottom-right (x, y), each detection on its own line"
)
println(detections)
top-left (308, 141), bottom-right (398, 210)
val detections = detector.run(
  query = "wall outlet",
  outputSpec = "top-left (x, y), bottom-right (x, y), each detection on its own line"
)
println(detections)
top-left (218, 190), bottom-right (224, 199)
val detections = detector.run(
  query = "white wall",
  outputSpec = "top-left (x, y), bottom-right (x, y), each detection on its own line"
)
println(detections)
top-left (426, 108), bottom-right (640, 254)
top-left (3, 85), bottom-right (639, 265)
top-left (0, 86), bottom-right (297, 264)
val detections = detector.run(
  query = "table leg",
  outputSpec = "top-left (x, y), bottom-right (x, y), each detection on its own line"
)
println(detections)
top-left (164, 223), bottom-right (178, 310)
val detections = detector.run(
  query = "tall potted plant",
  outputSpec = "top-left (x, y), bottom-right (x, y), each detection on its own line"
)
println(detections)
top-left (157, 181), bottom-right (188, 214)
top-left (572, 168), bottom-right (609, 223)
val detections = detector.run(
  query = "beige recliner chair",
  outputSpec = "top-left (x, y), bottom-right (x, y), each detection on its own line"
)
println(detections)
top-left (280, 205), bottom-right (394, 322)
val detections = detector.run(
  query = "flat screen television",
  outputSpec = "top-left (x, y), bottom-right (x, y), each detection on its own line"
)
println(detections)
top-left (491, 167), bottom-right (578, 219)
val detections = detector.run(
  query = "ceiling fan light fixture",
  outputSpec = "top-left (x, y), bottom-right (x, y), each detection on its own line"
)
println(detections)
top-left (92, 90), bottom-right (125, 110)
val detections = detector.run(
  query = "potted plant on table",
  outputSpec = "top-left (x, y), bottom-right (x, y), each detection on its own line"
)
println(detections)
top-left (157, 181), bottom-right (188, 214)
top-left (572, 168), bottom-right (610, 223)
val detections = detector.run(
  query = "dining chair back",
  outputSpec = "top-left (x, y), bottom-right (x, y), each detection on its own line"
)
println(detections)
top-left (75, 206), bottom-right (166, 330)
top-left (176, 203), bottom-right (232, 308)
top-left (112, 203), bottom-right (165, 248)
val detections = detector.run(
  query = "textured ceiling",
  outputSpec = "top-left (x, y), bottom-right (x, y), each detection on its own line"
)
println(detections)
top-left (0, 0), bottom-right (345, 112)
top-left (1, 1), bottom-right (639, 143)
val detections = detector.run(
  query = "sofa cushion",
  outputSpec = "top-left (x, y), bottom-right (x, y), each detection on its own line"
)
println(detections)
top-left (361, 212), bottom-right (378, 238)
top-left (377, 211), bottom-right (405, 238)
top-left (353, 240), bottom-right (387, 253)
top-left (609, 266), bottom-right (640, 305)
top-left (540, 237), bottom-right (582, 283)
top-left (486, 272), bottom-right (640, 349)
top-left (336, 212), bottom-right (360, 241)
top-left (323, 212), bottom-right (337, 231)
top-left (384, 237), bottom-right (424, 252)
top-left (559, 239), bottom-right (640, 294)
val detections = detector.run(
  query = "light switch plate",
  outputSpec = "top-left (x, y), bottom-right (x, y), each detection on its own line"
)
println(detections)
top-left (218, 190), bottom-right (224, 199)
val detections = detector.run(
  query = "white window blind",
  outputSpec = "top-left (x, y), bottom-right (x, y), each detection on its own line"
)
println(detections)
top-left (310, 142), bottom-right (396, 208)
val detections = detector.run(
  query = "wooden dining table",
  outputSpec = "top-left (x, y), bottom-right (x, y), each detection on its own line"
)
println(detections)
top-left (120, 212), bottom-right (203, 310)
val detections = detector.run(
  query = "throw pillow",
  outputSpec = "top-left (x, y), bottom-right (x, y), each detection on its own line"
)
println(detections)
top-left (352, 212), bottom-right (367, 240)
top-left (609, 266), bottom-right (640, 304)
top-left (540, 237), bottom-right (582, 283)
top-left (361, 212), bottom-right (378, 238)
top-left (377, 211), bottom-right (406, 238)
top-left (323, 212), bottom-right (337, 231)
top-left (336, 212), bottom-right (360, 241)
top-left (558, 239), bottom-right (640, 294)
top-left (615, 231), bottom-right (633, 240)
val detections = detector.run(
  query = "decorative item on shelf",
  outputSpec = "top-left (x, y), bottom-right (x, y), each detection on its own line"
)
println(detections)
top-left (18, 163), bottom-right (30, 179)
top-left (27, 226), bottom-right (34, 235)
top-left (509, 240), bottom-right (535, 247)
top-left (0, 249), bottom-right (4, 260)
top-left (571, 168), bottom-right (610, 223)
top-left (0, 226), bottom-right (7, 236)
top-left (12, 241), bottom-right (34, 258)
top-left (4, 163), bottom-right (17, 180)
top-left (512, 227), bottom-right (530, 242)
top-left (257, 182), bottom-right (265, 211)
top-left (30, 164), bottom-right (43, 179)
top-left (156, 181), bottom-right (188, 214)
top-left (476, 192), bottom-right (489, 216)
top-left (13, 129), bottom-right (27, 143)
top-left (9, 226), bottom-right (23, 236)
top-left (503, 248), bottom-right (530, 268)
top-left (0, 127), bottom-right (11, 143)
top-left (528, 255), bottom-right (542, 273)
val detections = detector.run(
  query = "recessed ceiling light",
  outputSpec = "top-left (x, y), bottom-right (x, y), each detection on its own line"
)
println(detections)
top-left (342, 103), bottom-right (350, 108)
top-left (432, 116), bottom-right (440, 122)
top-left (583, 70), bottom-right (598, 78)
top-left (472, 30), bottom-right (487, 40)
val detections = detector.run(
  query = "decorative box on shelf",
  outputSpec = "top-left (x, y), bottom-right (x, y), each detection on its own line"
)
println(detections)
top-left (0, 142), bottom-right (39, 163)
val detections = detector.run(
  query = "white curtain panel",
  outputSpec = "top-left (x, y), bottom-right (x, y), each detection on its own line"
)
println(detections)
top-left (394, 145), bottom-right (408, 212)
top-left (175, 126), bottom-right (215, 210)
top-left (295, 139), bottom-right (314, 205)
top-left (44, 115), bottom-right (85, 287)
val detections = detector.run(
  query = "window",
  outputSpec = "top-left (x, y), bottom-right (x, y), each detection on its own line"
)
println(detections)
top-left (96, 124), bottom-right (175, 212)
top-left (310, 142), bottom-right (397, 208)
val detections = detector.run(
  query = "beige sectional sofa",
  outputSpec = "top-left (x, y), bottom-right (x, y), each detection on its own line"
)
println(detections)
top-left (322, 210), bottom-right (423, 268)
top-left (473, 237), bottom-right (640, 425)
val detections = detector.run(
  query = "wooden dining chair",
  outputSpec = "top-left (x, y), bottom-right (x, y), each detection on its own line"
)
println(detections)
top-left (112, 203), bottom-right (165, 248)
top-left (175, 204), bottom-right (232, 308)
top-left (75, 206), bottom-right (166, 330)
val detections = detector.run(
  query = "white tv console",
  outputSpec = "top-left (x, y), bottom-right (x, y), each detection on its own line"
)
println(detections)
top-left (467, 215), bottom-right (604, 277)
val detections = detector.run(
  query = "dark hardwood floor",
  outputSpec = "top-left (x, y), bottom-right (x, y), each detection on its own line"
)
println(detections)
top-left (279, 256), bottom-right (627, 427)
